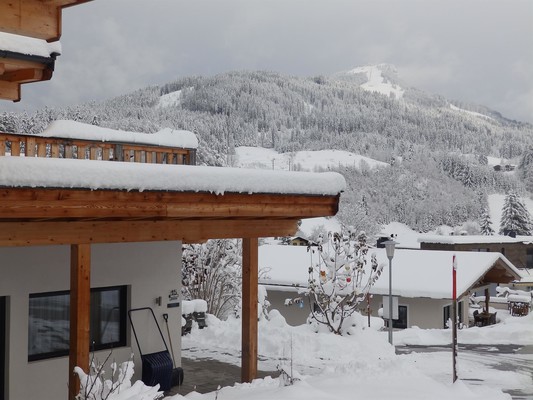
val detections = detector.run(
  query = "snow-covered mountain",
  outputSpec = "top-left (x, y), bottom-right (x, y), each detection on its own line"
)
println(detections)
top-left (2, 66), bottom-right (532, 236)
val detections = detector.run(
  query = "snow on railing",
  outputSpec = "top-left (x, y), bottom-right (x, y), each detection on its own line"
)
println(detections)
top-left (0, 131), bottom-right (196, 165)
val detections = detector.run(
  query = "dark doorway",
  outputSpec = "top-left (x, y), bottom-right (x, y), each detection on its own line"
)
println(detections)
top-left (1, 297), bottom-right (5, 400)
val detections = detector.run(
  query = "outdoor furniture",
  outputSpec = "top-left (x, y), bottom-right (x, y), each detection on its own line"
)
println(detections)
top-left (510, 302), bottom-right (530, 316)
top-left (475, 311), bottom-right (497, 327)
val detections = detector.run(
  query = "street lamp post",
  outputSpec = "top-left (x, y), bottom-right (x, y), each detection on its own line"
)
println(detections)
top-left (383, 240), bottom-right (397, 345)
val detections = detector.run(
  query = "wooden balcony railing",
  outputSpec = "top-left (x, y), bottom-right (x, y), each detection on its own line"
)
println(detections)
top-left (0, 132), bottom-right (196, 165)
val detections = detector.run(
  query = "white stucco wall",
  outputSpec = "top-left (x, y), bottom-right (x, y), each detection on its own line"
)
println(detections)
top-left (369, 296), bottom-right (469, 329)
top-left (264, 288), bottom-right (470, 331)
top-left (0, 241), bottom-right (182, 400)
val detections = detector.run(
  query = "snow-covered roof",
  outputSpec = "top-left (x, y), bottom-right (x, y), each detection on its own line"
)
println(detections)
top-left (0, 32), bottom-right (61, 57)
top-left (258, 245), bottom-right (521, 300)
top-left (377, 222), bottom-right (422, 249)
top-left (0, 157), bottom-right (346, 196)
top-left (419, 234), bottom-right (533, 245)
top-left (39, 120), bottom-right (199, 149)
top-left (259, 245), bottom-right (313, 288)
top-left (370, 249), bottom-right (520, 299)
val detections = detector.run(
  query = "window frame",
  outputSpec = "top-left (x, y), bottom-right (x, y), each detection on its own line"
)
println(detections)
top-left (28, 285), bottom-right (127, 362)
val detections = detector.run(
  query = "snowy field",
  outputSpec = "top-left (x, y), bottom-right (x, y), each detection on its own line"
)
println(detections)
top-left (234, 146), bottom-right (387, 172)
top-left (167, 310), bottom-right (533, 400)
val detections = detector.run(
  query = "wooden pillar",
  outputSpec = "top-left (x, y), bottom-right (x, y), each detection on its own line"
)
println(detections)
top-left (241, 237), bottom-right (258, 383)
top-left (485, 287), bottom-right (490, 313)
top-left (69, 244), bottom-right (91, 400)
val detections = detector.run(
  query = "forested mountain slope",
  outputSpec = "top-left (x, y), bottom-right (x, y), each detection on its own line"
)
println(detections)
top-left (1, 66), bottom-right (532, 234)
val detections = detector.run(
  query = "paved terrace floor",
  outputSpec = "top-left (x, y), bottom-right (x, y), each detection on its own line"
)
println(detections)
top-left (166, 357), bottom-right (278, 396)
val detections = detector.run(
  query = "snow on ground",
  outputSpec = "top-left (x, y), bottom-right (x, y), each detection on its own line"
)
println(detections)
top-left (173, 310), bottom-right (533, 400)
top-left (394, 311), bottom-right (533, 346)
top-left (234, 146), bottom-right (387, 172)
top-left (449, 104), bottom-right (495, 121)
top-left (345, 65), bottom-right (404, 99)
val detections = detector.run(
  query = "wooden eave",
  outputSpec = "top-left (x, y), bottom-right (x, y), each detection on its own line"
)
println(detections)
top-left (0, 0), bottom-right (92, 42)
top-left (0, 50), bottom-right (55, 101)
top-left (460, 259), bottom-right (522, 298)
top-left (0, 187), bottom-right (340, 245)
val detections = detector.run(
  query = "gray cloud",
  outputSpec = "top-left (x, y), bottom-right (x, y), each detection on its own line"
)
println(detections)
top-left (2, 0), bottom-right (532, 123)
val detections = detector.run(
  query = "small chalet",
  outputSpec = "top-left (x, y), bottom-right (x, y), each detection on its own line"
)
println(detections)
top-left (289, 236), bottom-right (314, 247)
top-left (258, 245), bottom-right (522, 329)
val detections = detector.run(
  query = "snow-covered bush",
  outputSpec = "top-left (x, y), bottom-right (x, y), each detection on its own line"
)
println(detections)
top-left (182, 239), bottom-right (242, 318)
top-left (304, 230), bottom-right (384, 335)
top-left (74, 356), bottom-right (162, 400)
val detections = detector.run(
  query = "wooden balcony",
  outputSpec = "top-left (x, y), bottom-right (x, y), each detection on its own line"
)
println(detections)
top-left (0, 131), bottom-right (196, 165)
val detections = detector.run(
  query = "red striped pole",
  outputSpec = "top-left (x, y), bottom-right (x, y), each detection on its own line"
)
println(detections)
top-left (452, 254), bottom-right (458, 383)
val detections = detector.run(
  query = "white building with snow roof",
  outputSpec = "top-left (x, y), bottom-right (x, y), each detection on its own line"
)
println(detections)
top-left (258, 245), bottom-right (522, 329)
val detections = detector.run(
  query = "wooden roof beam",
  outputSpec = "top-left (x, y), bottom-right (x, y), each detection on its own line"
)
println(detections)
top-left (0, 80), bottom-right (20, 101)
top-left (0, 189), bottom-right (339, 221)
top-left (0, 67), bottom-right (43, 83)
top-left (0, 219), bottom-right (300, 246)
top-left (0, 0), bottom-right (92, 42)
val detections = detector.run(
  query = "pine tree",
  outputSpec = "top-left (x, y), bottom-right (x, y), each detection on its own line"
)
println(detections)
top-left (499, 192), bottom-right (532, 236)
top-left (479, 208), bottom-right (494, 235)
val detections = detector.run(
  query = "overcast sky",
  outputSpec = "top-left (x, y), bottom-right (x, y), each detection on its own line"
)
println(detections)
top-left (3, 0), bottom-right (532, 123)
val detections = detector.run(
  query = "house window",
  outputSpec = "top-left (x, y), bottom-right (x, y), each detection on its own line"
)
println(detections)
top-left (443, 301), bottom-right (463, 328)
top-left (527, 249), bottom-right (533, 269)
top-left (28, 286), bottom-right (127, 361)
top-left (392, 305), bottom-right (408, 329)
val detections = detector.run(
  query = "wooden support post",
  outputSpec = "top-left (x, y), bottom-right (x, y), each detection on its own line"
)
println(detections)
top-left (102, 147), bottom-right (111, 161)
top-left (37, 142), bottom-right (46, 158)
top-left (89, 147), bottom-right (97, 160)
top-left (0, 138), bottom-right (5, 156)
top-left (51, 143), bottom-right (59, 158)
top-left (26, 137), bottom-right (36, 157)
top-left (241, 237), bottom-right (258, 383)
top-left (69, 244), bottom-right (91, 400)
top-left (64, 145), bottom-right (73, 159)
top-left (485, 288), bottom-right (490, 313)
top-left (11, 140), bottom-right (20, 156)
